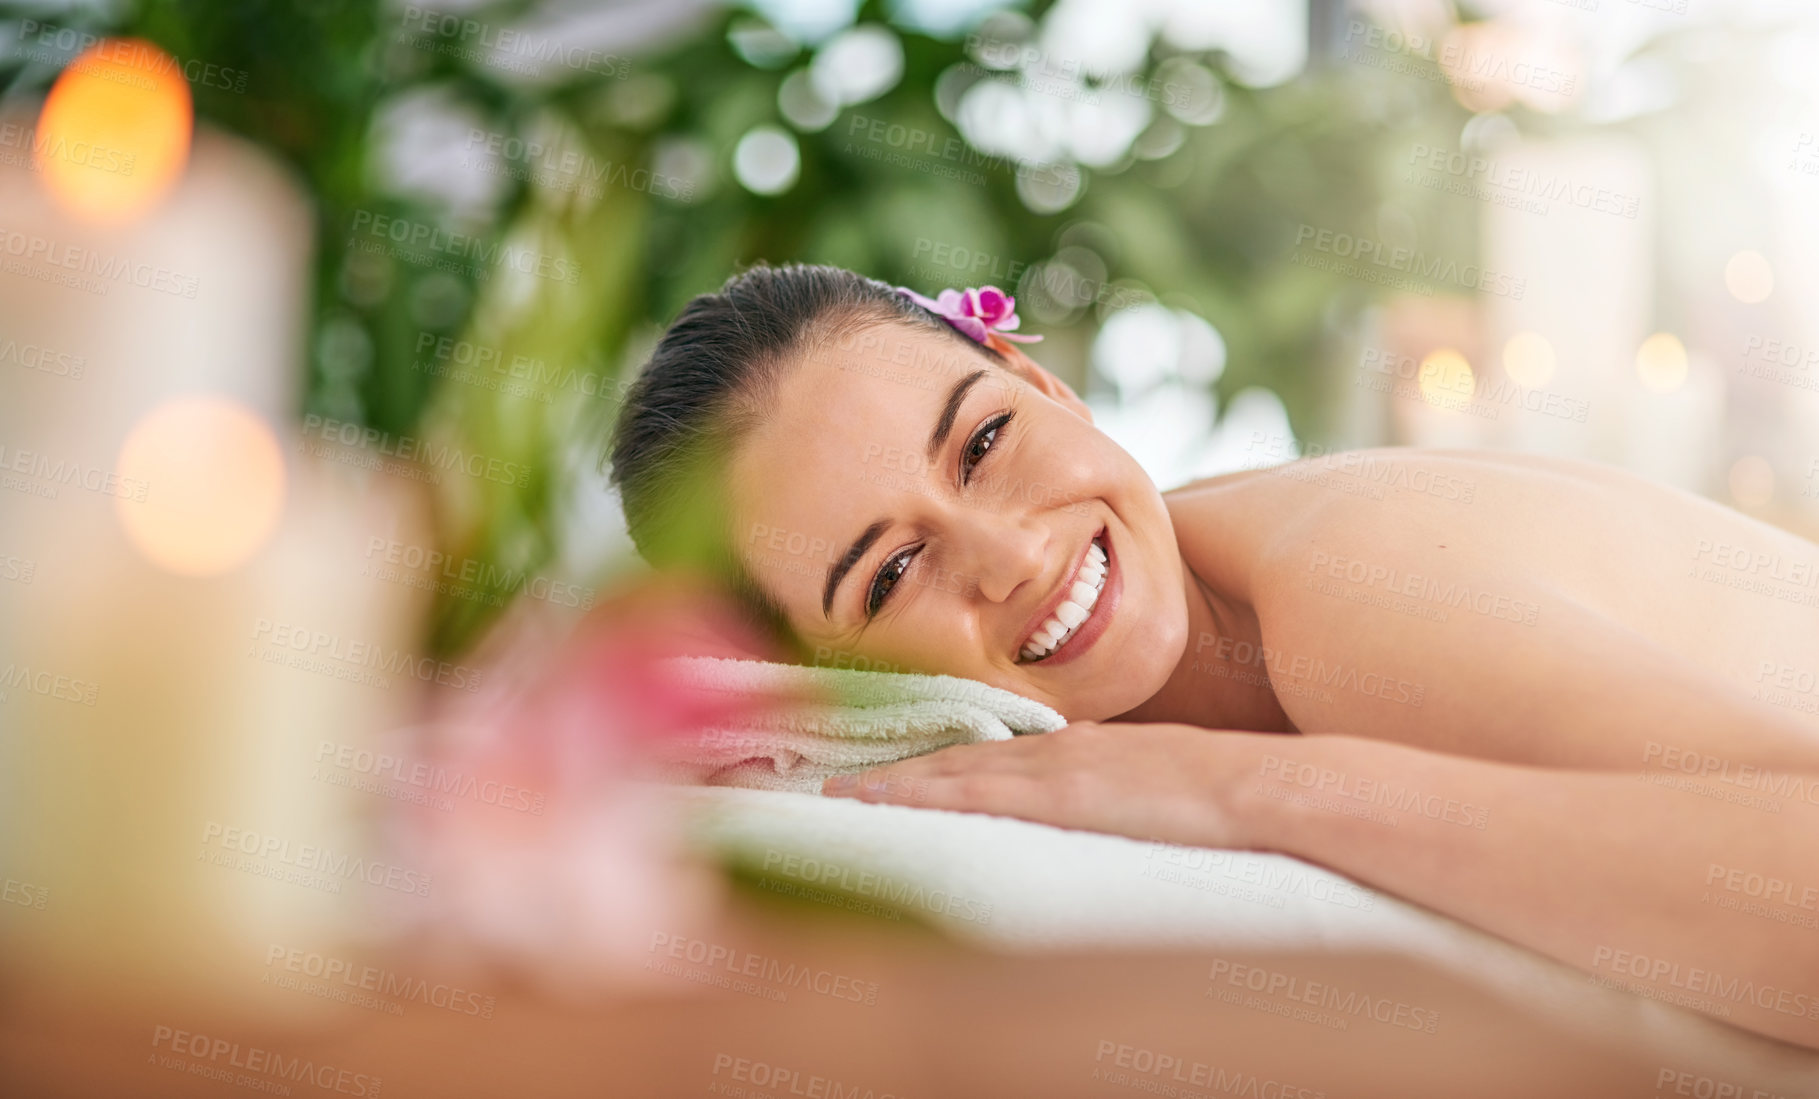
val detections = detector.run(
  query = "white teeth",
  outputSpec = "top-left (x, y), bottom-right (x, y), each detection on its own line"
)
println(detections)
top-left (1020, 537), bottom-right (1111, 661)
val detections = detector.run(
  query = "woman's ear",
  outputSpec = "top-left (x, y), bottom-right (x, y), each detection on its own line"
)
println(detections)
top-left (986, 334), bottom-right (1093, 423)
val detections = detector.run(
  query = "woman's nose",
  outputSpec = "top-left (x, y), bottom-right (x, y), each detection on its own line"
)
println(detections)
top-left (953, 514), bottom-right (1048, 604)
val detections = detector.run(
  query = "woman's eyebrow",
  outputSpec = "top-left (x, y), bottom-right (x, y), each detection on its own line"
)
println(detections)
top-left (926, 369), bottom-right (988, 464)
top-left (822, 368), bottom-right (990, 620)
top-left (823, 518), bottom-right (889, 619)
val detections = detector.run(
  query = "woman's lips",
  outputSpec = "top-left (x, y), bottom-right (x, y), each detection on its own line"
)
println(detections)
top-left (1018, 528), bottom-right (1119, 667)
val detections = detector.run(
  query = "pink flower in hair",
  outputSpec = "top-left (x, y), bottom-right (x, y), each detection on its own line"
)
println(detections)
top-left (896, 284), bottom-right (1043, 345)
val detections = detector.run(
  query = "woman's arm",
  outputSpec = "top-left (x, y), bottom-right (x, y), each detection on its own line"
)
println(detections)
top-left (824, 724), bottom-right (1819, 1049)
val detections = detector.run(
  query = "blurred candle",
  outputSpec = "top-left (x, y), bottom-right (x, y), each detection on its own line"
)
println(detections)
top-left (0, 121), bottom-right (431, 1023)
top-left (34, 38), bottom-right (193, 224)
top-left (1480, 135), bottom-right (1659, 470)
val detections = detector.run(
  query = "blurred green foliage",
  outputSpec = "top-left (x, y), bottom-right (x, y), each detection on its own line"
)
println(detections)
top-left (0, 0), bottom-right (1477, 656)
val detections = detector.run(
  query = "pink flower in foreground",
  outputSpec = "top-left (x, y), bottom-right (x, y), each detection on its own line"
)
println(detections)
top-left (379, 579), bottom-right (788, 997)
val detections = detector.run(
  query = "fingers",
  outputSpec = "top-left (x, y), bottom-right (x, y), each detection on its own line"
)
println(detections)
top-left (818, 739), bottom-right (1021, 797)
top-left (819, 725), bottom-right (1108, 807)
top-left (825, 766), bottom-right (1058, 822)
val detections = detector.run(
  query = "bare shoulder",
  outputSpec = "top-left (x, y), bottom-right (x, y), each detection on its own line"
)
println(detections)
top-left (1165, 447), bottom-right (1615, 602)
top-left (1169, 445), bottom-right (1816, 624)
top-left (1191, 446), bottom-right (1819, 761)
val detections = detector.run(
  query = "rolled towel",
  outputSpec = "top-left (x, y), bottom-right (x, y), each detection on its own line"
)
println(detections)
top-left (644, 656), bottom-right (1068, 793)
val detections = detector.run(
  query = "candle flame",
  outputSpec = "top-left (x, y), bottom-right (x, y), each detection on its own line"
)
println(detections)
top-left (34, 37), bottom-right (193, 224)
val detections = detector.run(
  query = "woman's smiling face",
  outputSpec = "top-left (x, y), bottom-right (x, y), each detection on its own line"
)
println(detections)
top-left (726, 319), bottom-right (1190, 719)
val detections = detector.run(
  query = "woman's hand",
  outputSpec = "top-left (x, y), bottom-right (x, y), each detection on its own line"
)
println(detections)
top-left (820, 721), bottom-right (1276, 850)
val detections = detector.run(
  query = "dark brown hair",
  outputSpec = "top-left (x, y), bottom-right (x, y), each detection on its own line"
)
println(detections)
top-left (607, 262), bottom-right (999, 639)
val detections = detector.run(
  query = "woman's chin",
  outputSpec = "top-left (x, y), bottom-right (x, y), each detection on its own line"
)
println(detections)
top-left (1036, 629), bottom-right (1187, 722)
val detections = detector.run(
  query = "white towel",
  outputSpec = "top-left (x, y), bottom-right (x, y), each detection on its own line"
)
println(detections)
top-left (645, 656), bottom-right (1068, 793)
top-left (665, 786), bottom-right (1819, 1089)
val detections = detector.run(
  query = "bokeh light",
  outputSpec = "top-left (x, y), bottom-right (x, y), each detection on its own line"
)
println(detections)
top-left (1636, 332), bottom-right (1689, 394)
top-left (778, 68), bottom-right (839, 131)
top-left (1503, 332), bottom-right (1557, 388)
top-left (1418, 348), bottom-right (1475, 406)
top-left (114, 397), bottom-right (287, 577)
top-left (1723, 250), bottom-right (1774, 303)
top-left (732, 126), bottom-right (801, 195)
top-left (810, 25), bottom-right (904, 107)
top-left (33, 38), bottom-right (193, 224)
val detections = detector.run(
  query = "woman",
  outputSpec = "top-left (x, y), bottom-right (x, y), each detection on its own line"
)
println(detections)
top-left (609, 263), bottom-right (1819, 1050)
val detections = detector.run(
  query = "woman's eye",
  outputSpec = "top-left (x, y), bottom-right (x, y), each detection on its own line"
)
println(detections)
top-left (962, 411), bottom-right (1014, 483)
top-left (867, 546), bottom-right (919, 617)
